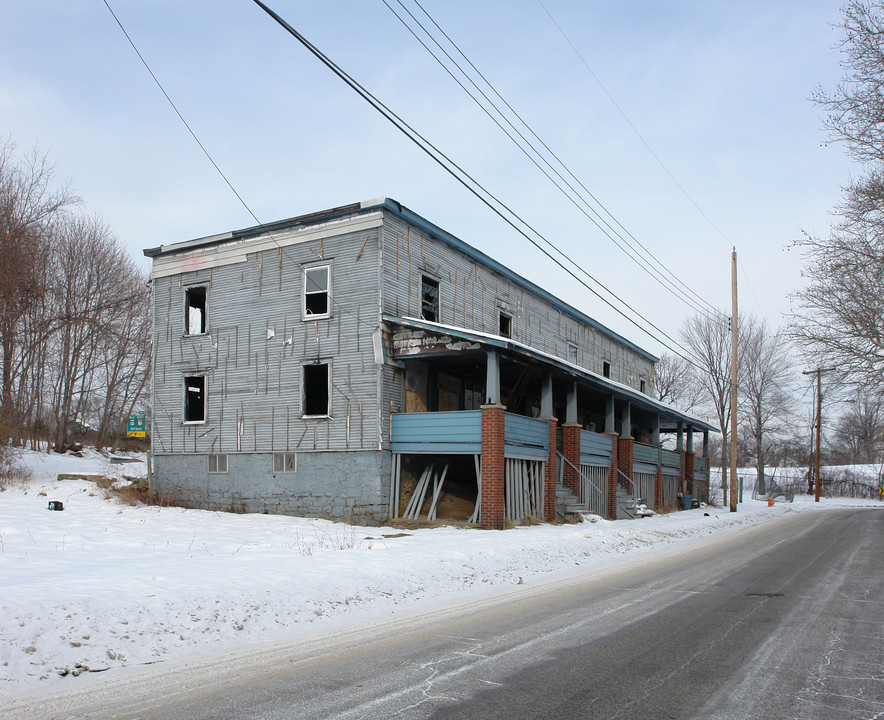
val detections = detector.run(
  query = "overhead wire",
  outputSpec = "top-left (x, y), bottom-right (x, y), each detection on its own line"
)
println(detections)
top-left (396, 0), bottom-right (728, 326)
top-left (104, 0), bottom-right (707, 369)
top-left (538, 1), bottom-right (767, 321)
top-left (250, 0), bottom-right (708, 369)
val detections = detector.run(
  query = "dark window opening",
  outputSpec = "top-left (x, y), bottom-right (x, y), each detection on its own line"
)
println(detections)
top-left (303, 363), bottom-right (329, 416)
top-left (184, 376), bottom-right (205, 422)
top-left (568, 343), bottom-right (578, 364)
top-left (304, 266), bottom-right (329, 317)
top-left (499, 312), bottom-right (512, 338)
top-left (421, 275), bottom-right (439, 322)
top-left (603, 361), bottom-right (611, 379)
top-left (640, 379), bottom-right (647, 394)
top-left (185, 286), bottom-right (207, 335)
top-left (208, 454), bottom-right (227, 473)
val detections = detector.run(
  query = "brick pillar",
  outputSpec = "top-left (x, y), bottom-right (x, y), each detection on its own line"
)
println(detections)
top-left (684, 452), bottom-right (696, 500)
top-left (618, 436), bottom-right (634, 513)
top-left (480, 404), bottom-right (506, 530)
top-left (544, 418), bottom-right (557, 521)
top-left (654, 447), bottom-right (663, 510)
top-left (562, 424), bottom-right (582, 498)
top-left (606, 433), bottom-right (618, 520)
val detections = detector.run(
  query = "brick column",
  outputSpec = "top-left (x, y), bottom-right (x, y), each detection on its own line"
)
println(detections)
top-left (562, 424), bottom-right (582, 498)
top-left (684, 452), bottom-right (696, 500)
top-left (606, 433), bottom-right (618, 521)
top-left (480, 404), bottom-right (506, 530)
top-left (617, 436), bottom-right (634, 512)
top-left (654, 447), bottom-right (663, 510)
top-left (543, 418), bottom-right (557, 521)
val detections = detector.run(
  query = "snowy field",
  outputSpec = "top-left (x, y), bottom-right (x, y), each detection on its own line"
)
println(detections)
top-left (0, 448), bottom-right (880, 698)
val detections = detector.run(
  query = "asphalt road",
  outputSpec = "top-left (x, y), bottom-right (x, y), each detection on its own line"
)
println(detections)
top-left (4, 509), bottom-right (882, 720)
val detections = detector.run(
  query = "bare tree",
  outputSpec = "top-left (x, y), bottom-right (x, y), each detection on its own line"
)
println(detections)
top-left (795, 1), bottom-right (884, 388)
top-left (739, 317), bottom-right (795, 494)
top-left (680, 313), bottom-right (738, 496)
top-left (831, 389), bottom-right (884, 464)
top-left (652, 353), bottom-right (703, 412)
top-left (0, 139), bottom-right (77, 435)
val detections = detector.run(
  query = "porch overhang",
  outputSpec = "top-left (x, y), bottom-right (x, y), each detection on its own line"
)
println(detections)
top-left (385, 314), bottom-right (717, 434)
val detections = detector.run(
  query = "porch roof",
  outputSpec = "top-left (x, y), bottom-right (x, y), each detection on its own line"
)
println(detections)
top-left (386, 315), bottom-right (718, 434)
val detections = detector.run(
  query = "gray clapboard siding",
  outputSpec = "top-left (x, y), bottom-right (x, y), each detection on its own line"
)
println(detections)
top-left (391, 410), bottom-right (482, 454)
top-left (662, 449), bottom-right (683, 471)
top-left (380, 214), bottom-right (654, 392)
top-left (504, 413), bottom-right (549, 460)
top-left (580, 429), bottom-right (614, 466)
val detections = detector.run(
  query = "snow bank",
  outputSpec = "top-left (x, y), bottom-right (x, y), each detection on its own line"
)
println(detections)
top-left (0, 447), bottom-right (880, 695)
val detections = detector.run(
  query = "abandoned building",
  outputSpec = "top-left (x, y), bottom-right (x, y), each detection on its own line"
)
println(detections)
top-left (144, 197), bottom-right (716, 529)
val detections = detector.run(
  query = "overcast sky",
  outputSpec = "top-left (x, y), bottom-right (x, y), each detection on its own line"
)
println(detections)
top-left (0, 1), bottom-right (854, 359)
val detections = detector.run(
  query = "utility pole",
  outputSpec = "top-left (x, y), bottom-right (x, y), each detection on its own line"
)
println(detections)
top-left (802, 368), bottom-right (833, 502)
top-left (729, 249), bottom-right (738, 513)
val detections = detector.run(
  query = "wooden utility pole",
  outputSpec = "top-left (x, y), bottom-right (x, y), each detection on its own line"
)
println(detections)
top-left (815, 369), bottom-right (822, 502)
top-left (802, 368), bottom-right (832, 502)
top-left (729, 249), bottom-right (738, 513)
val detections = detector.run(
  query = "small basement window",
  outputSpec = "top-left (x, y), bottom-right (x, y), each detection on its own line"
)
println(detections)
top-left (273, 452), bottom-right (297, 473)
top-left (184, 376), bottom-right (205, 423)
top-left (185, 286), bottom-right (207, 335)
top-left (208, 454), bottom-right (228, 473)
top-left (303, 265), bottom-right (330, 318)
top-left (499, 311), bottom-right (512, 338)
top-left (603, 361), bottom-right (611, 379)
top-left (421, 275), bottom-right (439, 322)
top-left (302, 363), bottom-right (330, 417)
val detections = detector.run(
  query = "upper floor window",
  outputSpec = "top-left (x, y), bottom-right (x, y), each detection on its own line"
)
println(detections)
top-left (499, 311), bottom-right (512, 338)
top-left (567, 343), bottom-right (578, 364)
top-left (640, 379), bottom-right (647, 394)
top-left (185, 286), bottom-right (207, 335)
top-left (303, 265), bottom-right (330, 319)
top-left (602, 361), bottom-right (611, 379)
top-left (421, 275), bottom-right (439, 322)
top-left (184, 375), bottom-right (206, 423)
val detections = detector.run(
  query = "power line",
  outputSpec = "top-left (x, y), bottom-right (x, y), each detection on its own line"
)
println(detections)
top-left (387, 0), bottom-right (727, 325)
top-left (538, 0), bottom-right (733, 252)
top-left (250, 0), bottom-right (708, 369)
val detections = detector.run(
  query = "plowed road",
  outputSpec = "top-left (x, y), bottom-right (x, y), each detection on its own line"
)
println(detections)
top-left (4, 509), bottom-right (882, 720)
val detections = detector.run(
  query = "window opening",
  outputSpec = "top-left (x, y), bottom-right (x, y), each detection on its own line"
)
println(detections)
top-left (273, 452), bottom-right (297, 473)
top-left (640, 379), bottom-right (647, 394)
top-left (304, 265), bottom-right (329, 317)
top-left (208, 454), bottom-right (228, 473)
top-left (184, 376), bottom-right (205, 422)
top-left (421, 275), bottom-right (439, 322)
top-left (303, 363), bottom-right (330, 416)
top-left (568, 343), bottom-right (578, 364)
top-left (185, 286), bottom-right (207, 335)
top-left (603, 361), bottom-right (611, 379)
top-left (499, 312), bottom-right (512, 338)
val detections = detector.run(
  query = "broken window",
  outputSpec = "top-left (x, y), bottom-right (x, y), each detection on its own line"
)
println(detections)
top-left (185, 286), bottom-right (207, 335)
top-left (603, 361), bottom-right (611, 379)
top-left (421, 275), bottom-right (439, 322)
top-left (303, 265), bottom-right (330, 318)
top-left (273, 452), bottom-right (297, 473)
top-left (184, 376), bottom-right (205, 423)
top-left (499, 311), bottom-right (512, 338)
top-left (568, 343), bottom-right (578, 364)
top-left (302, 362), bottom-right (330, 417)
top-left (208, 453), bottom-right (228, 473)
top-left (640, 379), bottom-right (647, 394)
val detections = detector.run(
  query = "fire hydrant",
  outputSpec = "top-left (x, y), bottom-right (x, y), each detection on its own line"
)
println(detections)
top-left (767, 495), bottom-right (774, 507)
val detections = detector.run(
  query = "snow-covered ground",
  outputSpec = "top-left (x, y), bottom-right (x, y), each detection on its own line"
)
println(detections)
top-left (0, 447), bottom-right (880, 697)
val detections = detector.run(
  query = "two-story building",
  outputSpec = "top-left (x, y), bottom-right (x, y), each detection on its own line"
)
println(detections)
top-left (144, 198), bottom-right (715, 528)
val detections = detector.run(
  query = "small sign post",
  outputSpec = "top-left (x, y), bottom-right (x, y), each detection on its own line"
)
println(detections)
top-left (126, 412), bottom-right (146, 438)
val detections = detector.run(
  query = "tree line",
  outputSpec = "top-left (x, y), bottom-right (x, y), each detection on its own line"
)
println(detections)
top-left (0, 138), bottom-right (150, 452)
